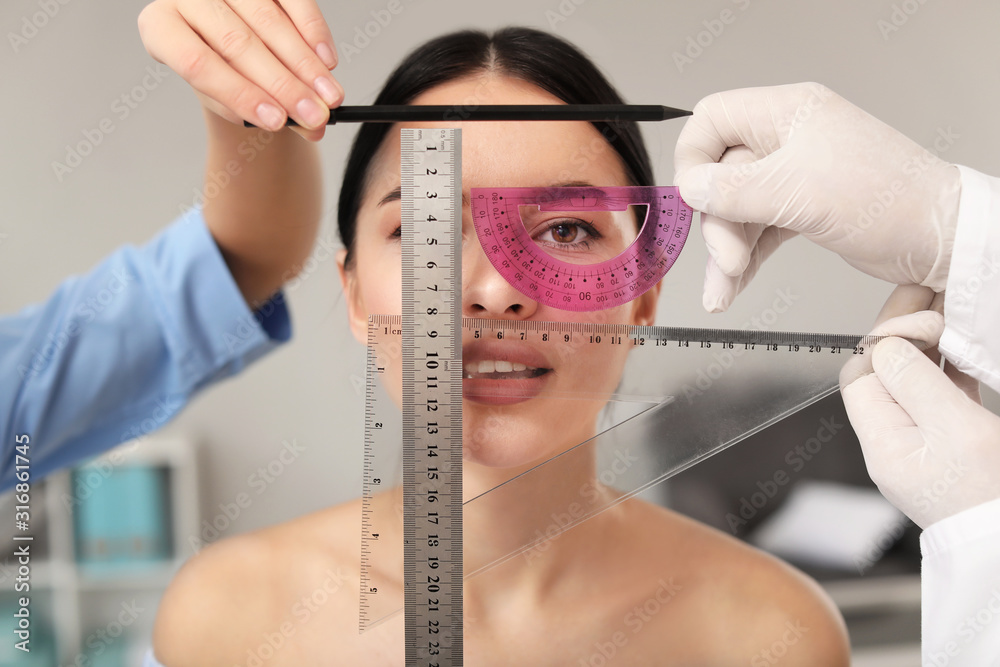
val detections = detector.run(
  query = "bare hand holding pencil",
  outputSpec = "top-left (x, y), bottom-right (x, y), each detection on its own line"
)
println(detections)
top-left (138, 0), bottom-right (344, 141)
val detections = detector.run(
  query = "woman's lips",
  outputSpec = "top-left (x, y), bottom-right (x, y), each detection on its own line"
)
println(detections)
top-left (462, 340), bottom-right (553, 405)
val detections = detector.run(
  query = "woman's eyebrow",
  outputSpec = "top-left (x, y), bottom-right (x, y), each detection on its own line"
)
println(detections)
top-left (548, 180), bottom-right (597, 189)
top-left (377, 186), bottom-right (471, 208)
top-left (378, 187), bottom-right (402, 207)
top-left (546, 180), bottom-right (608, 197)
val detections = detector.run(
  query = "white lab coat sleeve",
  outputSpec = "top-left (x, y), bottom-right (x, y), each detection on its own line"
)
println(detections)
top-left (939, 164), bottom-right (1000, 394)
top-left (921, 164), bottom-right (1000, 664)
top-left (921, 497), bottom-right (1000, 663)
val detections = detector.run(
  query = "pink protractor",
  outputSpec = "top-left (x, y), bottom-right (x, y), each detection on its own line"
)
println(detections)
top-left (470, 186), bottom-right (693, 311)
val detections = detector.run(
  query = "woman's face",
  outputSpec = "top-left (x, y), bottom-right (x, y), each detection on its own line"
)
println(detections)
top-left (338, 74), bottom-right (659, 471)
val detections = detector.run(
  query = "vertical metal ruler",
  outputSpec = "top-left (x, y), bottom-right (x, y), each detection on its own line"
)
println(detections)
top-left (401, 128), bottom-right (463, 665)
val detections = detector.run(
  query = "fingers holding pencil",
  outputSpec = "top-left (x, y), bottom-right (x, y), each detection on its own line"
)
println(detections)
top-left (138, 0), bottom-right (343, 141)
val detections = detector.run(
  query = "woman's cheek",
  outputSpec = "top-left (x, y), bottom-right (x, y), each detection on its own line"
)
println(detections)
top-left (365, 258), bottom-right (404, 315)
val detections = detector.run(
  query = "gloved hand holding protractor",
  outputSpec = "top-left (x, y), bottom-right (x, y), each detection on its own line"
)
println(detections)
top-left (674, 82), bottom-right (962, 312)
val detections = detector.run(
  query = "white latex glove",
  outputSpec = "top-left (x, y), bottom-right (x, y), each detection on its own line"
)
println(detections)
top-left (674, 82), bottom-right (962, 313)
top-left (840, 285), bottom-right (1000, 529)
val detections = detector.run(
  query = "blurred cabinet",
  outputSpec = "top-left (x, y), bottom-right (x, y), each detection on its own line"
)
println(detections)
top-left (0, 437), bottom-right (198, 666)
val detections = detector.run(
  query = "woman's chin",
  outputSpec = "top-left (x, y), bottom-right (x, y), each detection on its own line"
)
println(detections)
top-left (461, 442), bottom-right (539, 470)
top-left (461, 408), bottom-right (594, 471)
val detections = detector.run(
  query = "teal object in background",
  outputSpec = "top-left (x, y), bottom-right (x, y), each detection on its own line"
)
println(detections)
top-left (72, 464), bottom-right (172, 571)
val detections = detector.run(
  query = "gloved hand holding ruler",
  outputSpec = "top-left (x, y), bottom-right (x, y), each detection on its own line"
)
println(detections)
top-left (362, 126), bottom-right (884, 665)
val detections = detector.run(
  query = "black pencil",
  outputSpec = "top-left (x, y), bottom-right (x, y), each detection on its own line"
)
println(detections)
top-left (243, 104), bottom-right (692, 128)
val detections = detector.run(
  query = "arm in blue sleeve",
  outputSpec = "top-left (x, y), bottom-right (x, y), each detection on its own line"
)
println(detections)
top-left (0, 208), bottom-right (291, 491)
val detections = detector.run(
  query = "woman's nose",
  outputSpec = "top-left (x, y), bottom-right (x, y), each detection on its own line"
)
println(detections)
top-left (462, 228), bottom-right (538, 319)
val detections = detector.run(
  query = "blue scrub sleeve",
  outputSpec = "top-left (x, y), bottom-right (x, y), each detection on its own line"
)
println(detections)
top-left (142, 648), bottom-right (166, 667)
top-left (0, 208), bottom-right (291, 491)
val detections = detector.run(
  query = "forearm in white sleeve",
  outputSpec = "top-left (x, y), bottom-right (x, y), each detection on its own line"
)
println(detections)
top-left (939, 165), bottom-right (1000, 394)
top-left (921, 497), bottom-right (1000, 663)
top-left (923, 164), bottom-right (1000, 665)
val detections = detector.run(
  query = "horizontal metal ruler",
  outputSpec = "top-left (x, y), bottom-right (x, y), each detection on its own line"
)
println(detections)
top-left (461, 318), bottom-right (879, 351)
top-left (367, 315), bottom-right (882, 356)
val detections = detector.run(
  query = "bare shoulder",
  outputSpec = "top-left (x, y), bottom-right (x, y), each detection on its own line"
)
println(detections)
top-left (622, 499), bottom-right (850, 666)
top-left (152, 500), bottom-right (363, 667)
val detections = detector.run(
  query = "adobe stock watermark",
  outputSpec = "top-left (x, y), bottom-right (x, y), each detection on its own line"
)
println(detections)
top-left (672, 0), bottom-right (753, 74)
top-left (281, 230), bottom-right (341, 293)
top-left (60, 395), bottom-right (184, 511)
top-left (178, 127), bottom-right (277, 218)
top-left (725, 415), bottom-right (845, 534)
top-left (337, 0), bottom-right (419, 64)
top-left (350, 319), bottom-right (404, 398)
top-left (751, 620), bottom-right (810, 666)
top-left (430, 67), bottom-right (629, 179)
top-left (57, 600), bottom-right (144, 667)
top-left (914, 460), bottom-right (968, 516)
top-left (17, 268), bottom-right (136, 380)
top-left (189, 438), bottom-right (307, 552)
top-left (464, 410), bottom-right (506, 460)
top-left (679, 286), bottom-right (800, 404)
top-left (51, 64), bottom-right (171, 183)
top-left (876, 319), bottom-right (946, 382)
top-left (523, 443), bottom-right (640, 565)
top-left (926, 588), bottom-right (1000, 666)
top-left (439, 76), bottom-right (500, 124)
top-left (854, 515), bottom-right (908, 574)
top-left (577, 577), bottom-right (682, 666)
top-left (7, 0), bottom-right (74, 54)
top-left (57, 394), bottom-right (183, 511)
top-left (544, 0), bottom-right (588, 30)
top-left (946, 253), bottom-right (1000, 310)
top-left (773, 83), bottom-right (836, 142)
top-left (116, 396), bottom-right (184, 447)
top-left (221, 227), bottom-right (342, 354)
top-left (846, 125), bottom-right (960, 244)
top-left (877, 0), bottom-right (933, 41)
top-left (696, 83), bottom-right (835, 201)
top-left (550, 120), bottom-right (630, 186)
top-left (59, 437), bottom-right (144, 511)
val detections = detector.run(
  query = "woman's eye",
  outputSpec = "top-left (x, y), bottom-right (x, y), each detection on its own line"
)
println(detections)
top-left (548, 223), bottom-right (581, 244)
top-left (535, 220), bottom-right (598, 247)
top-left (389, 225), bottom-right (402, 239)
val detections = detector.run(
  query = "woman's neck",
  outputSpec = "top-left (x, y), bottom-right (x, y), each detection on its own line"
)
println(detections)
top-left (460, 440), bottom-right (622, 606)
